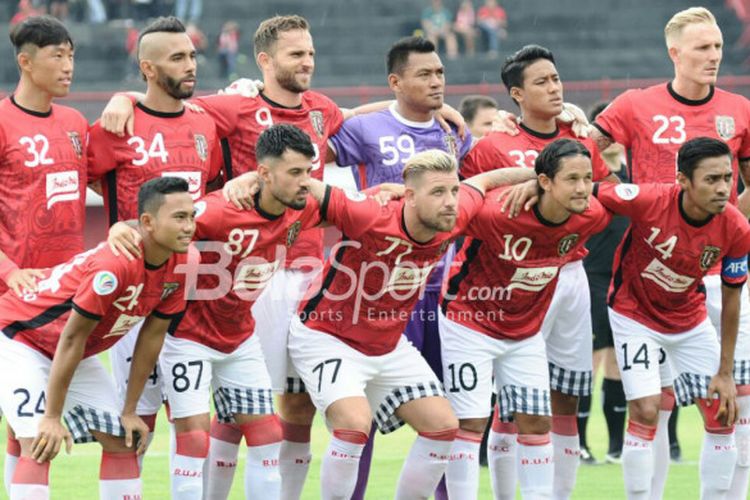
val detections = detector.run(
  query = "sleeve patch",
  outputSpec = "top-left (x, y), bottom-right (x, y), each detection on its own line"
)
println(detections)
top-left (614, 183), bottom-right (640, 201)
top-left (92, 271), bottom-right (118, 296)
top-left (721, 255), bottom-right (748, 281)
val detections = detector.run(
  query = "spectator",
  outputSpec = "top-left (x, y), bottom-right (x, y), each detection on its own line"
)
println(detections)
top-left (217, 20), bottom-right (240, 80)
top-left (421, 0), bottom-right (458, 59)
top-left (124, 19), bottom-right (140, 81)
top-left (186, 22), bottom-right (207, 56)
top-left (10, 0), bottom-right (42, 26)
top-left (174, 0), bottom-right (201, 24)
top-left (477, 0), bottom-right (507, 57)
top-left (86, 0), bottom-right (107, 23)
top-left (48, 0), bottom-right (68, 20)
top-left (454, 0), bottom-right (476, 56)
top-left (459, 94), bottom-right (498, 138)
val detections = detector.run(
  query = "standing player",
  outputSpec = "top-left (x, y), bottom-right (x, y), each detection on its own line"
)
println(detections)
top-left (0, 15), bottom-right (88, 493)
top-left (459, 95), bottom-right (498, 140)
top-left (440, 139), bottom-right (611, 499)
top-left (285, 150), bottom-right (536, 499)
top-left (590, 8), bottom-right (750, 497)
top-left (460, 44), bottom-right (617, 499)
top-left (592, 137), bottom-right (750, 499)
top-left (326, 36), bottom-right (473, 496)
top-left (0, 177), bottom-right (194, 500)
top-left (87, 15), bottom-right (221, 455)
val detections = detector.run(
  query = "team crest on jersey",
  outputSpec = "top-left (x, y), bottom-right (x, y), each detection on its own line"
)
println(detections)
top-left (699, 245), bottom-right (721, 271)
top-left (309, 111), bottom-right (325, 138)
top-left (93, 271), bottom-right (118, 296)
top-left (194, 134), bottom-right (209, 161)
top-left (287, 221), bottom-right (302, 247)
top-left (67, 132), bottom-right (83, 158)
top-left (715, 116), bottom-right (735, 140)
top-left (443, 134), bottom-right (458, 157)
top-left (161, 282), bottom-right (180, 300)
top-left (558, 234), bottom-right (580, 256)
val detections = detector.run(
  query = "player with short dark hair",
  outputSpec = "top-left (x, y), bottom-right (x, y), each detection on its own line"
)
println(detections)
top-left (0, 15), bottom-right (88, 492)
top-left (87, 15), bottom-right (222, 473)
top-left (441, 139), bottom-right (611, 498)
top-left (459, 95), bottom-right (498, 139)
top-left (461, 43), bottom-right (617, 499)
top-left (590, 8), bottom-right (750, 497)
top-left (593, 137), bottom-right (750, 499)
top-left (0, 176), bottom-right (195, 500)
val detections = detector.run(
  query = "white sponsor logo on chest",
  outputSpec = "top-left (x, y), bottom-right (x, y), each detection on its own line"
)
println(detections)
top-left (46, 170), bottom-right (79, 208)
top-left (234, 260), bottom-right (280, 291)
top-left (640, 258), bottom-right (695, 293)
top-left (506, 266), bottom-right (559, 292)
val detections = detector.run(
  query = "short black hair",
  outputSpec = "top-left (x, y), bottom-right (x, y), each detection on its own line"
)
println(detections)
top-left (677, 137), bottom-right (731, 181)
top-left (387, 36), bottom-right (436, 75)
top-left (459, 95), bottom-right (498, 123)
top-left (138, 16), bottom-right (186, 48)
top-left (256, 124), bottom-right (316, 164)
top-left (138, 177), bottom-right (190, 217)
top-left (501, 45), bottom-right (556, 105)
top-left (10, 15), bottom-right (74, 53)
top-left (588, 101), bottom-right (610, 123)
top-left (535, 138), bottom-right (591, 179)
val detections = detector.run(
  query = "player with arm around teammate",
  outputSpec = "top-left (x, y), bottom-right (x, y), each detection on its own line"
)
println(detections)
top-left (0, 177), bottom-right (195, 500)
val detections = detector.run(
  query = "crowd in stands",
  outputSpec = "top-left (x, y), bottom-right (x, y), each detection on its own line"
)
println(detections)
top-left (421, 0), bottom-right (507, 59)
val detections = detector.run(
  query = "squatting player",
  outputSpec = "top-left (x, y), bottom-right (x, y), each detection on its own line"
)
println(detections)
top-left (593, 138), bottom-right (750, 499)
top-left (0, 15), bottom-right (88, 493)
top-left (440, 139), bottom-right (611, 499)
top-left (0, 177), bottom-right (194, 500)
top-left (460, 44), bottom-right (618, 499)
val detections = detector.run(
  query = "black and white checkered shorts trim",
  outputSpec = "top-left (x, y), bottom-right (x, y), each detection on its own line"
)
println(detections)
top-left (673, 372), bottom-right (712, 407)
top-left (735, 359), bottom-right (750, 386)
top-left (548, 362), bottom-right (592, 397)
top-left (64, 405), bottom-right (125, 444)
top-left (375, 381), bottom-right (444, 434)
top-left (497, 385), bottom-right (551, 422)
top-left (285, 376), bottom-right (307, 394)
top-left (213, 386), bottom-right (275, 424)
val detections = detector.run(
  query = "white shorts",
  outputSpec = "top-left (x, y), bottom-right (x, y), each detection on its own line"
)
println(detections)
top-left (288, 316), bottom-right (444, 434)
top-left (608, 308), bottom-right (719, 405)
top-left (541, 260), bottom-right (593, 396)
top-left (160, 334), bottom-right (274, 422)
top-left (704, 274), bottom-right (750, 385)
top-left (438, 311), bottom-right (551, 421)
top-left (252, 268), bottom-right (318, 393)
top-left (109, 320), bottom-right (165, 415)
top-left (0, 334), bottom-right (124, 443)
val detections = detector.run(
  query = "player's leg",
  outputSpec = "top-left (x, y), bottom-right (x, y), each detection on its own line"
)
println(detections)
top-left (212, 334), bottom-right (280, 498)
top-left (497, 333), bottom-right (553, 499)
top-left (0, 336), bottom-right (53, 499)
top-left (366, 336), bottom-right (456, 500)
top-left (609, 308), bottom-right (668, 500)
top-left (488, 406), bottom-right (518, 500)
top-left (650, 382), bottom-right (674, 500)
top-left (67, 356), bottom-right (144, 500)
top-left (254, 269), bottom-right (317, 499)
top-left (542, 262), bottom-right (592, 500)
top-left (437, 311), bottom-right (495, 500)
top-left (203, 414), bottom-right (242, 499)
top-left (288, 316), bottom-right (374, 500)
top-left (4, 423), bottom-right (20, 498)
top-left (159, 335), bottom-right (215, 499)
top-left (669, 318), bottom-right (736, 499)
top-left (109, 321), bottom-right (164, 468)
top-left (602, 346), bottom-right (626, 463)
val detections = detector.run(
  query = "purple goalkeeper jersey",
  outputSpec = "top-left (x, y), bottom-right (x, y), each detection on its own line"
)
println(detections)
top-left (328, 103), bottom-right (473, 292)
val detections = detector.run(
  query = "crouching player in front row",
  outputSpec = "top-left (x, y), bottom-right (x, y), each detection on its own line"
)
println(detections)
top-left (0, 177), bottom-right (195, 500)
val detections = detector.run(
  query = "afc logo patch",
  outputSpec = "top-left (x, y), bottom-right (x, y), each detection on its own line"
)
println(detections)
top-left (699, 245), bottom-right (721, 271)
top-left (309, 111), bottom-right (325, 138)
top-left (161, 282), bottom-right (180, 300)
top-left (558, 234), bottom-right (580, 256)
top-left (715, 116), bottom-right (735, 141)
top-left (286, 221), bottom-right (302, 247)
top-left (68, 131), bottom-right (83, 158)
top-left (194, 134), bottom-right (208, 161)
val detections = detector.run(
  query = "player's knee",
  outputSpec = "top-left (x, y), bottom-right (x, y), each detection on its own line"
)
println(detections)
top-left (515, 415), bottom-right (551, 435)
top-left (628, 397), bottom-right (660, 426)
top-left (697, 398), bottom-right (734, 434)
top-left (95, 431), bottom-right (137, 454)
top-left (239, 414), bottom-right (283, 447)
top-left (278, 393), bottom-right (316, 424)
top-left (175, 429), bottom-right (210, 458)
top-left (420, 412), bottom-right (459, 434)
top-left (459, 417), bottom-right (488, 434)
top-left (551, 391), bottom-right (579, 415)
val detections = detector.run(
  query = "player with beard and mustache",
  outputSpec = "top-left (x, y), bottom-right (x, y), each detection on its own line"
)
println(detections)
top-left (86, 15), bottom-right (222, 469)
